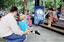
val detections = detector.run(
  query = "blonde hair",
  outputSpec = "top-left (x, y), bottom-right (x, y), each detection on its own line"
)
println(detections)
top-left (20, 15), bottom-right (26, 21)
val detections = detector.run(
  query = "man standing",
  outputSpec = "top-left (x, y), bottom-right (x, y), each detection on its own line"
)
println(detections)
top-left (0, 6), bottom-right (29, 42)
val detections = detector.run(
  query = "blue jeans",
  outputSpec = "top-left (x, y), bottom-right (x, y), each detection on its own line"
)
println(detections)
top-left (5, 33), bottom-right (26, 42)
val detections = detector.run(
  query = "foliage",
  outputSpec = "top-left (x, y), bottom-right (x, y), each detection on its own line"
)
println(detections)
top-left (0, 0), bottom-right (64, 12)
top-left (0, 38), bottom-right (6, 42)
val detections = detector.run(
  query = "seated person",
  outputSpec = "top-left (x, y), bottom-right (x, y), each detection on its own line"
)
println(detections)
top-left (19, 15), bottom-right (31, 42)
top-left (56, 8), bottom-right (61, 19)
top-left (19, 15), bottom-right (31, 32)
top-left (59, 12), bottom-right (64, 20)
top-left (19, 15), bottom-right (40, 35)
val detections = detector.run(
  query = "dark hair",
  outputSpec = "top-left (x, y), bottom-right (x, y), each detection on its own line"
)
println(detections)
top-left (48, 8), bottom-right (54, 11)
top-left (0, 16), bottom-right (2, 18)
top-left (58, 7), bottom-right (61, 11)
top-left (10, 6), bottom-right (18, 12)
top-left (58, 7), bottom-right (61, 10)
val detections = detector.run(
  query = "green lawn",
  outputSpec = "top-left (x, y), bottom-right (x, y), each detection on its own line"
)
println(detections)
top-left (0, 38), bottom-right (6, 42)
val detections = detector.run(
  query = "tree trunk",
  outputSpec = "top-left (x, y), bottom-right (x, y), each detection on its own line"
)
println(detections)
top-left (23, 0), bottom-right (27, 14)
top-left (54, 0), bottom-right (56, 11)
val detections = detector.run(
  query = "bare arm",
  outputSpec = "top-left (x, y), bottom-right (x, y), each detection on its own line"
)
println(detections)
top-left (18, 26), bottom-right (21, 30)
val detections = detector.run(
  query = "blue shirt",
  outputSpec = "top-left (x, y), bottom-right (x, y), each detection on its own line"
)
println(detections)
top-left (19, 21), bottom-right (28, 32)
top-left (56, 11), bottom-right (61, 17)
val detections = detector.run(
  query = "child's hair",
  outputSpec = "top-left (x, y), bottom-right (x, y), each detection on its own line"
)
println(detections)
top-left (20, 15), bottom-right (26, 21)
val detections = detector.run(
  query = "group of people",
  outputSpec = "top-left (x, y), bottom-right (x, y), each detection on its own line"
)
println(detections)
top-left (0, 8), bottom-right (8, 20)
top-left (45, 8), bottom-right (64, 27)
top-left (0, 6), bottom-right (32, 42)
top-left (0, 6), bottom-right (63, 42)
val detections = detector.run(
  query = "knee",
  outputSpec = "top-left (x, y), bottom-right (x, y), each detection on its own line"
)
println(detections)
top-left (22, 35), bottom-right (26, 41)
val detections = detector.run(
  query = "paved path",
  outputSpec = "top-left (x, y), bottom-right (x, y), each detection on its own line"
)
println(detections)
top-left (26, 25), bottom-right (64, 42)
top-left (0, 25), bottom-right (64, 42)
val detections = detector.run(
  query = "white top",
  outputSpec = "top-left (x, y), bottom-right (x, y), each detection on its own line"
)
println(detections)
top-left (0, 13), bottom-right (24, 37)
top-left (53, 11), bottom-right (57, 18)
top-left (59, 18), bottom-right (64, 20)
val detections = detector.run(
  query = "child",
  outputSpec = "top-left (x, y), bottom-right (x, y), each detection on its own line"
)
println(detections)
top-left (19, 15), bottom-right (30, 33)
top-left (19, 15), bottom-right (31, 42)
top-left (27, 13), bottom-right (40, 35)
top-left (19, 15), bottom-right (40, 36)
top-left (27, 13), bottom-right (32, 27)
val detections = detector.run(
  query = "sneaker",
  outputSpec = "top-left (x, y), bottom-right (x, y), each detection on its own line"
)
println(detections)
top-left (31, 30), bottom-right (40, 35)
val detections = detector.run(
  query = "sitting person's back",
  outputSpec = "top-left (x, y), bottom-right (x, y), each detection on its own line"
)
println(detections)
top-left (19, 15), bottom-right (29, 32)
top-left (59, 11), bottom-right (64, 20)
top-left (19, 21), bottom-right (28, 32)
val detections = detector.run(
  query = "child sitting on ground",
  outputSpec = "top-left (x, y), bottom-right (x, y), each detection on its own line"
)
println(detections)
top-left (19, 15), bottom-right (31, 33)
top-left (19, 15), bottom-right (40, 36)
top-left (19, 15), bottom-right (31, 42)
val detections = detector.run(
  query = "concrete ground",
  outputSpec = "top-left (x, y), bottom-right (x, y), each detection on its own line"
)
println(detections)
top-left (0, 25), bottom-right (64, 42)
top-left (26, 25), bottom-right (64, 42)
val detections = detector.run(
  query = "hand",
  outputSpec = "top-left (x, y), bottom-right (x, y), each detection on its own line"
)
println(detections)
top-left (24, 30), bottom-right (30, 35)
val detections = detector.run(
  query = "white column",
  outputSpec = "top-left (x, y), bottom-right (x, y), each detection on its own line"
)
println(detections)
top-left (43, 0), bottom-right (45, 19)
top-left (43, 0), bottom-right (45, 6)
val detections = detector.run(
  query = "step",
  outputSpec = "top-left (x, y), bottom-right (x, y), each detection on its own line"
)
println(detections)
top-left (43, 19), bottom-right (64, 29)
top-left (44, 23), bottom-right (64, 30)
top-left (40, 24), bottom-right (64, 34)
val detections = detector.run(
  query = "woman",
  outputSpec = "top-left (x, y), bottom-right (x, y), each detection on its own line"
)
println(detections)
top-left (48, 8), bottom-right (58, 27)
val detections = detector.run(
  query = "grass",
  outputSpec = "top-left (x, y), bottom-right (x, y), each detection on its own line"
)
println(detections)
top-left (0, 38), bottom-right (6, 42)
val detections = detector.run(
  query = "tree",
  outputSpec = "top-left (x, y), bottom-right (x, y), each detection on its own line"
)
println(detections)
top-left (0, 0), bottom-right (64, 13)
top-left (23, 0), bottom-right (27, 14)
top-left (0, 0), bottom-right (5, 9)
